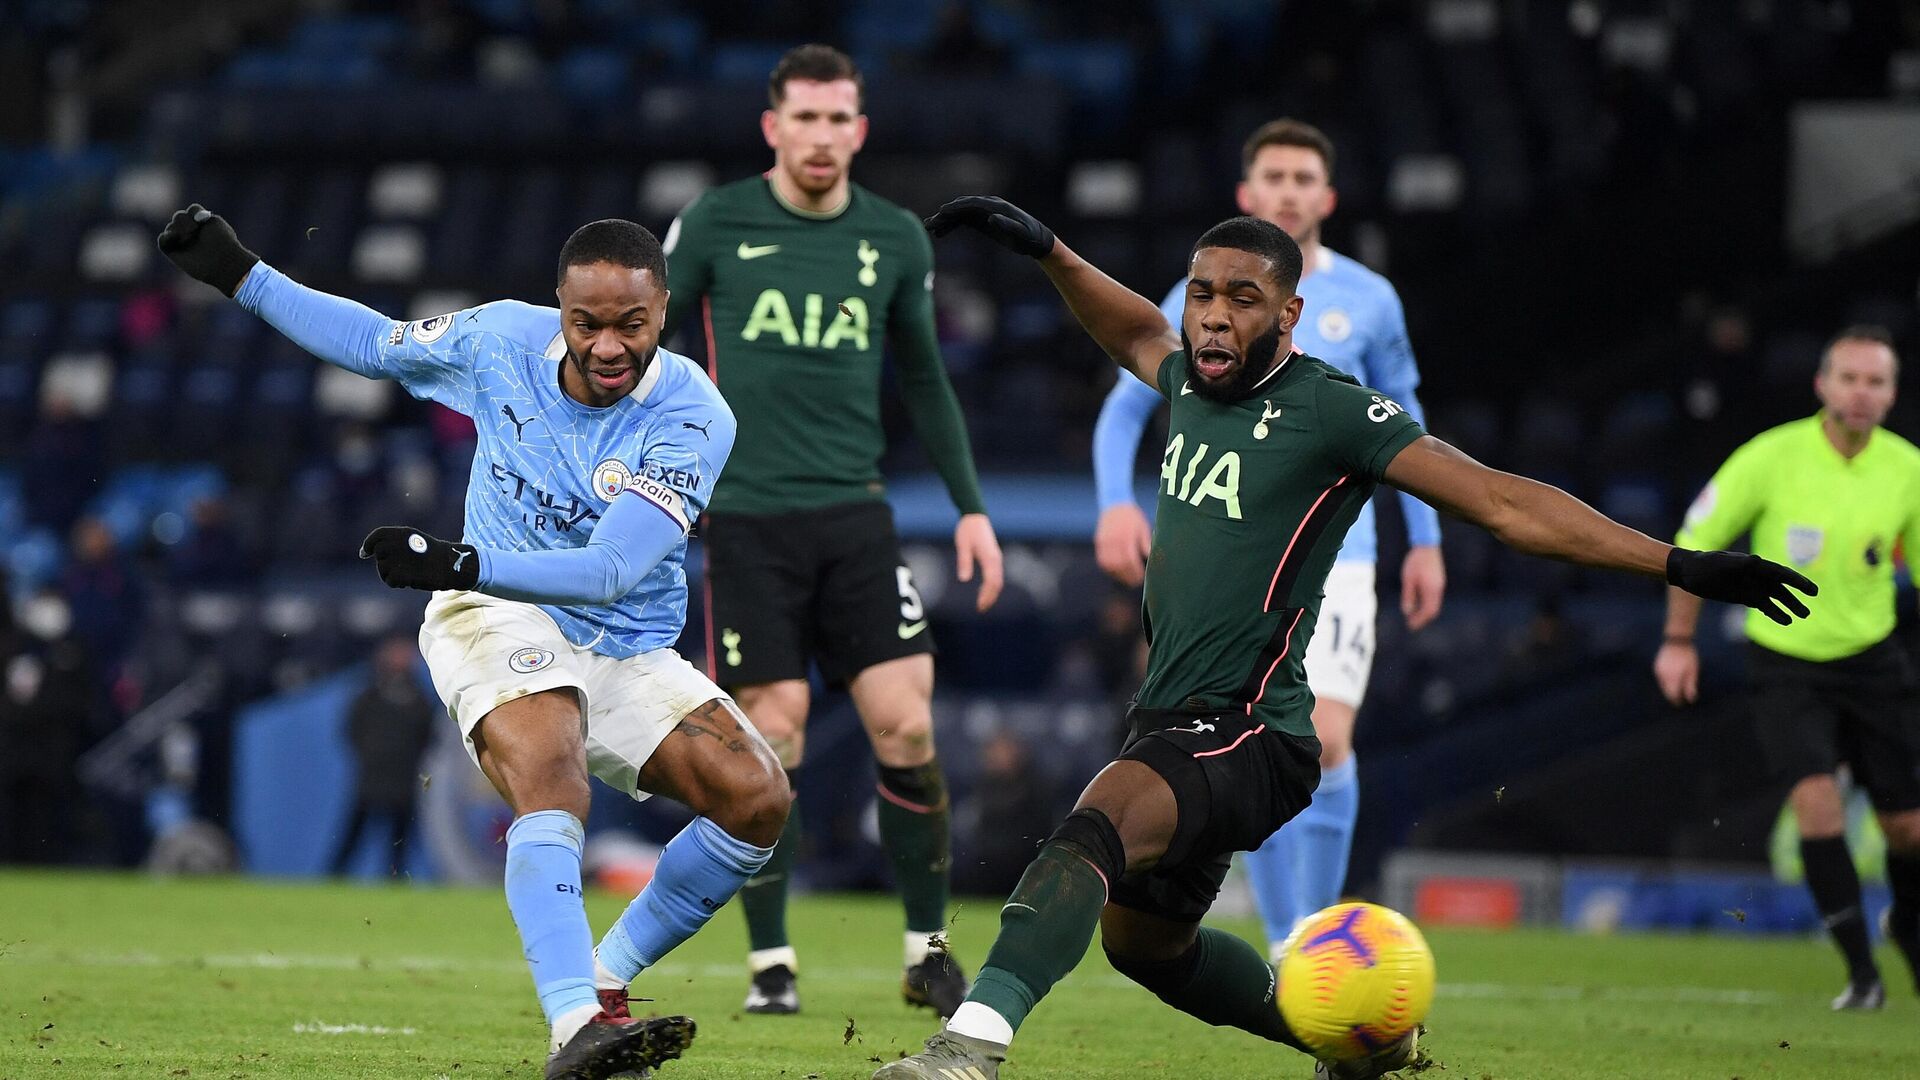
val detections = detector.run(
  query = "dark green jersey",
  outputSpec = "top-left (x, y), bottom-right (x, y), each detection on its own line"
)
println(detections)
top-left (1138, 351), bottom-right (1426, 735)
top-left (663, 177), bottom-right (985, 517)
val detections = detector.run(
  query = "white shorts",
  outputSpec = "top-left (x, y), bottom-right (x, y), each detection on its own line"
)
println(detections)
top-left (418, 590), bottom-right (727, 800)
top-left (1303, 561), bottom-right (1377, 709)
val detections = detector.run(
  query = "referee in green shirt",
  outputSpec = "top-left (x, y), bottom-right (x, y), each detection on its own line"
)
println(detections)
top-left (1655, 325), bottom-right (1920, 1009)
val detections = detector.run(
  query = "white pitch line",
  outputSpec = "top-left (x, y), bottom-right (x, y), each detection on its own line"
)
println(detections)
top-left (293, 1020), bottom-right (419, 1036)
top-left (33, 951), bottom-right (1787, 1007)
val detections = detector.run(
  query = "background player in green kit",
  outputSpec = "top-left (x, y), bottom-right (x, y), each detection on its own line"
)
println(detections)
top-left (1654, 325), bottom-right (1920, 1011)
top-left (661, 45), bottom-right (1001, 1018)
top-left (878, 197), bottom-right (1817, 1080)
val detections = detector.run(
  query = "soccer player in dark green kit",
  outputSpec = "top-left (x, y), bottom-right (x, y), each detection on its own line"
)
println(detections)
top-left (661, 45), bottom-right (1000, 1018)
top-left (878, 196), bottom-right (1818, 1080)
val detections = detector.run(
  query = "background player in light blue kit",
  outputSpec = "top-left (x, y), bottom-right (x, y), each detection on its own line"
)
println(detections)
top-left (158, 204), bottom-right (788, 1080)
top-left (1090, 120), bottom-right (1447, 959)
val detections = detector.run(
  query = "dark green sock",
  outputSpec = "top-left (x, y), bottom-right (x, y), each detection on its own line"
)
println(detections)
top-left (740, 779), bottom-right (800, 952)
top-left (1109, 927), bottom-right (1308, 1052)
top-left (967, 842), bottom-right (1109, 1033)
top-left (877, 761), bottom-right (952, 934)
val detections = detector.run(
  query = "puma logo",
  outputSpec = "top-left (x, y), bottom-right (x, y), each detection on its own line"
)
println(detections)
top-left (501, 404), bottom-right (541, 440)
top-left (1180, 719), bottom-right (1217, 734)
top-left (451, 549), bottom-right (471, 572)
top-left (682, 419), bottom-right (713, 439)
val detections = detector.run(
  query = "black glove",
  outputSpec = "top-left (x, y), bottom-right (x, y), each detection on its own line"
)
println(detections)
top-left (156, 203), bottom-right (260, 297)
top-left (359, 527), bottom-right (481, 592)
top-left (923, 195), bottom-right (1056, 258)
top-left (1667, 548), bottom-right (1817, 626)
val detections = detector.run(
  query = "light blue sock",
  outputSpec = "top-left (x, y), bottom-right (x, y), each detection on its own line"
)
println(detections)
top-left (597, 817), bottom-right (774, 982)
top-left (1243, 818), bottom-right (1303, 948)
top-left (1293, 756), bottom-right (1359, 919)
top-left (504, 810), bottom-right (599, 1025)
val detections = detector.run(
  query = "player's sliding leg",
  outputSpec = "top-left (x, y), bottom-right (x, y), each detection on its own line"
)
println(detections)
top-left (876, 762), bottom-right (1167, 1079)
top-left (593, 697), bottom-right (786, 1010)
top-left (850, 655), bottom-right (969, 1017)
top-left (1789, 773), bottom-right (1883, 1007)
top-left (728, 678), bottom-right (810, 1013)
top-left (1878, 809), bottom-right (1920, 993)
top-left (1101, 905), bottom-right (1309, 1050)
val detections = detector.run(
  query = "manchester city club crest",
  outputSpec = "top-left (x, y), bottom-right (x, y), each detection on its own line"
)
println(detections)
top-left (508, 647), bottom-right (554, 674)
top-left (1317, 307), bottom-right (1353, 344)
top-left (592, 458), bottom-right (633, 501)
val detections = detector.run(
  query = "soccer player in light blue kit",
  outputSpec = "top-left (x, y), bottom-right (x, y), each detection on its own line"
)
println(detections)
top-left (158, 205), bottom-right (788, 1080)
top-left (1090, 120), bottom-right (1447, 960)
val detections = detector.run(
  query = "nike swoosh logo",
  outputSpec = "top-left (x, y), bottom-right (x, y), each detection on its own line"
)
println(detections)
top-left (1180, 381), bottom-right (1193, 395)
top-left (897, 620), bottom-right (929, 640)
top-left (736, 242), bottom-right (781, 260)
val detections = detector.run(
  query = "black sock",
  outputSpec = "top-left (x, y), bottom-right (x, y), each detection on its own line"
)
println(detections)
top-left (1885, 851), bottom-right (1920, 989)
top-left (1801, 836), bottom-right (1879, 984)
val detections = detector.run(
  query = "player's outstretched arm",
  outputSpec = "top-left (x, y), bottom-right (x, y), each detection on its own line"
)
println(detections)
top-left (926, 196), bottom-right (1179, 388)
top-left (157, 204), bottom-right (420, 382)
top-left (1381, 435), bottom-right (1816, 625)
top-left (359, 488), bottom-right (686, 604)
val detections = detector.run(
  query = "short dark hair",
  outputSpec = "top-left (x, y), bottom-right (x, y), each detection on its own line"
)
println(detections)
top-left (1821, 323), bottom-right (1900, 375)
top-left (557, 219), bottom-right (665, 288)
top-left (1192, 216), bottom-right (1304, 294)
top-left (1241, 118), bottom-right (1336, 179)
top-left (769, 44), bottom-right (863, 110)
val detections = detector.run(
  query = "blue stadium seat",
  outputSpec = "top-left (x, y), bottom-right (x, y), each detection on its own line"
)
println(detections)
top-left (1015, 42), bottom-right (1136, 136)
top-left (2, 296), bottom-right (56, 342)
top-left (105, 344), bottom-right (174, 458)
top-left (67, 295), bottom-right (120, 350)
top-left (558, 47), bottom-right (633, 104)
top-left (0, 344), bottom-right (40, 450)
top-left (287, 15), bottom-right (407, 60)
top-left (6, 527), bottom-right (65, 594)
top-left (709, 43), bottom-right (790, 83)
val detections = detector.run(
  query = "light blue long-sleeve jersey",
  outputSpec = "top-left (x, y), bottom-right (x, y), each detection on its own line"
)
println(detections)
top-left (1092, 247), bottom-right (1441, 561)
top-left (237, 264), bottom-right (734, 658)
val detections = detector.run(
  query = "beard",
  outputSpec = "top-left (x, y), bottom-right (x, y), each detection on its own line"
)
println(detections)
top-left (1181, 319), bottom-right (1284, 403)
top-left (567, 343), bottom-right (656, 396)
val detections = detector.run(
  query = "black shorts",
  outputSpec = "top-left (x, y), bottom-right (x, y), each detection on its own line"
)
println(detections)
top-left (1107, 707), bottom-right (1322, 923)
top-left (702, 501), bottom-right (935, 687)
top-left (1747, 640), bottom-right (1920, 812)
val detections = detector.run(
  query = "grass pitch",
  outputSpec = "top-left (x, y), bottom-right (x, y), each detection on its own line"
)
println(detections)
top-left (2, 870), bottom-right (1916, 1079)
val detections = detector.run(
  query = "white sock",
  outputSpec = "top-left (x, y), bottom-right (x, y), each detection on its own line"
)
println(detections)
top-left (946, 1001), bottom-right (1014, 1047)
top-left (749, 945), bottom-right (798, 974)
top-left (550, 1001), bottom-right (602, 1054)
top-left (593, 953), bottom-right (626, 992)
top-left (905, 929), bottom-right (935, 967)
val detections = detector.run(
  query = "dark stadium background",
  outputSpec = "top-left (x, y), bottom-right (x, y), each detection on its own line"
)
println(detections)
top-left (2, 0), bottom-right (1917, 933)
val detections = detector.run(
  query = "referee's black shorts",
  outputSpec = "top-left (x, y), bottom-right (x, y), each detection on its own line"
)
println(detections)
top-left (1747, 638), bottom-right (1920, 812)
